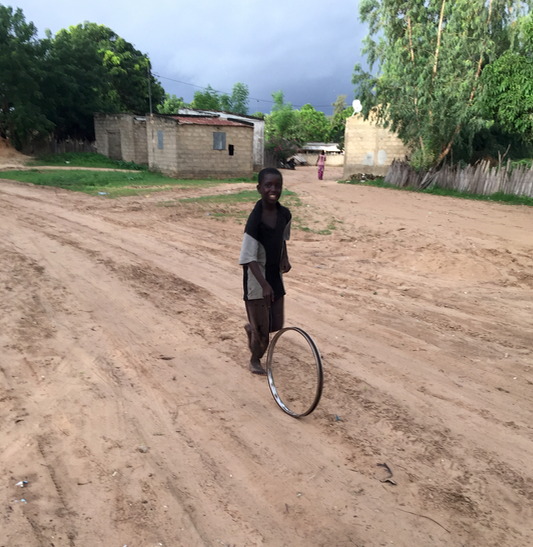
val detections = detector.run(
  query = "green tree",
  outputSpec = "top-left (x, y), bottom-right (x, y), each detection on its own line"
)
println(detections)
top-left (49, 22), bottom-right (164, 137)
top-left (0, 5), bottom-right (53, 147)
top-left (353, 0), bottom-right (530, 168)
top-left (297, 103), bottom-right (329, 142)
top-left (264, 91), bottom-right (301, 162)
top-left (331, 94), bottom-right (347, 117)
top-left (229, 82), bottom-right (249, 115)
top-left (42, 21), bottom-right (164, 140)
top-left (327, 101), bottom-right (354, 147)
top-left (43, 25), bottom-right (110, 140)
top-left (213, 82), bottom-right (250, 115)
top-left (0, 7), bottom-right (165, 145)
top-left (265, 91), bottom-right (297, 140)
top-left (191, 85), bottom-right (221, 110)
top-left (481, 14), bottom-right (533, 141)
top-left (157, 93), bottom-right (186, 114)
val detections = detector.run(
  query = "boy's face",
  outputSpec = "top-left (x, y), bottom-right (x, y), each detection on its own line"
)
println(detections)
top-left (257, 174), bottom-right (282, 206)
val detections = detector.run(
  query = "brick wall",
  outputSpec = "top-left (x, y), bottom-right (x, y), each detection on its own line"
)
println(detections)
top-left (176, 123), bottom-right (253, 179)
top-left (178, 108), bottom-right (264, 171)
top-left (343, 115), bottom-right (409, 177)
top-left (147, 116), bottom-right (179, 176)
top-left (94, 113), bottom-right (148, 165)
top-left (97, 114), bottom-right (254, 178)
top-left (133, 119), bottom-right (148, 165)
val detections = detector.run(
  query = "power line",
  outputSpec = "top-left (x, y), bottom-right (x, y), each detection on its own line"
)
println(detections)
top-left (154, 73), bottom-right (274, 103)
top-left (153, 72), bottom-right (335, 109)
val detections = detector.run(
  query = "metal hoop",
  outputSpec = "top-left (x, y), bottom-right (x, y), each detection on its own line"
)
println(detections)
top-left (265, 327), bottom-right (324, 418)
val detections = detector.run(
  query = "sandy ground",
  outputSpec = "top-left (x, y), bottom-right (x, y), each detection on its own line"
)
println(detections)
top-left (1, 162), bottom-right (532, 547)
top-left (0, 138), bottom-right (30, 170)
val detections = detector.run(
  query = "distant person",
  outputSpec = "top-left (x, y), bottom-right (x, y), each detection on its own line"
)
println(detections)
top-left (239, 168), bottom-right (292, 375)
top-left (316, 150), bottom-right (326, 180)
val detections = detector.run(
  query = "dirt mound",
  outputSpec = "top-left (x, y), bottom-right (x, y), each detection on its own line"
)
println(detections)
top-left (0, 137), bottom-right (30, 169)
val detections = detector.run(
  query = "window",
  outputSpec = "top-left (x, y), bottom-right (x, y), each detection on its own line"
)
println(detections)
top-left (228, 144), bottom-right (234, 156)
top-left (157, 130), bottom-right (164, 149)
top-left (213, 132), bottom-right (226, 150)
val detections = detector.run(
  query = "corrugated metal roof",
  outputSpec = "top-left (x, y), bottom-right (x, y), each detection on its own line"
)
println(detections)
top-left (171, 116), bottom-right (251, 128)
top-left (178, 107), bottom-right (264, 122)
top-left (300, 142), bottom-right (342, 152)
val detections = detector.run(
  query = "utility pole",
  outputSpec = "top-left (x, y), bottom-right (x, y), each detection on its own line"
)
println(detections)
top-left (147, 62), bottom-right (154, 172)
top-left (147, 63), bottom-right (153, 115)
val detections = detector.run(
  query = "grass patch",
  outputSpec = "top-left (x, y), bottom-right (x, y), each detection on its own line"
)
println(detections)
top-left (423, 187), bottom-right (533, 206)
top-left (180, 189), bottom-right (259, 204)
top-left (28, 152), bottom-right (148, 171)
top-left (0, 169), bottom-right (256, 197)
top-left (339, 178), bottom-right (533, 206)
top-left (175, 189), bottom-right (309, 226)
top-left (180, 189), bottom-right (299, 206)
top-left (291, 215), bottom-right (340, 235)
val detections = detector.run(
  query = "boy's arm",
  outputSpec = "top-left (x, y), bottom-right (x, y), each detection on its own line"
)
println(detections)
top-left (246, 261), bottom-right (274, 302)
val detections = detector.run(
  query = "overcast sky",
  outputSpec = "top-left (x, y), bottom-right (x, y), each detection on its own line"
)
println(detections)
top-left (11, 0), bottom-right (367, 116)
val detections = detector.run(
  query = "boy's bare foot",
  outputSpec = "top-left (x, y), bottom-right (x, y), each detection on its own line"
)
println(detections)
top-left (249, 358), bottom-right (266, 375)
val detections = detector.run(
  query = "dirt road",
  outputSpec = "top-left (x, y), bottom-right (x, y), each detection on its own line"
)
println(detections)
top-left (1, 166), bottom-right (532, 547)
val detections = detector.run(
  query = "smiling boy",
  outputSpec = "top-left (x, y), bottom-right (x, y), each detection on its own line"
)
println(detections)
top-left (239, 168), bottom-right (292, 375)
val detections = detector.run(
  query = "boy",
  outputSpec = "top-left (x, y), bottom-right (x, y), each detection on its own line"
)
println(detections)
top-left (239, 168), bottom-right (292, 375)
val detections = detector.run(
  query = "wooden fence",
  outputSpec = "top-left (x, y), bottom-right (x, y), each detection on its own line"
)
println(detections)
top-left (384, 160), bottom-right (533, 198)
top-left (263, 149), bottom-right (278, 169)
top-left (21, 138), bottom-right (97, 157)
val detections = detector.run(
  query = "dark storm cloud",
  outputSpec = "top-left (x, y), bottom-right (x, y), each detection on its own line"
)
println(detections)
top-left (12, 0), bottom-right (367, 115)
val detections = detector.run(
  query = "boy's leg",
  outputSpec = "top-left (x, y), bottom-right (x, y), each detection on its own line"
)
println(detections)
top-left (270, 296), bottom-right (284, 333)
top-left (245, 299), bottom-right (270, 375)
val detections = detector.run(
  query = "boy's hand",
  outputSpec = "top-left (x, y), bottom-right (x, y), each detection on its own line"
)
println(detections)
top-left (281, 258), bottom-right (291, 274)
top-left (262, 283), bottom-right (274, 303)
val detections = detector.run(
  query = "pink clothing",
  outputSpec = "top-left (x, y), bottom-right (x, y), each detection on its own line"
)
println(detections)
top-left (317, 154), bottom-right (326, 179)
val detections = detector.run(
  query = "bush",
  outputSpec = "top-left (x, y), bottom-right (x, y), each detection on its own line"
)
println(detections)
top-left (265, 136), bottom-right (298, 162)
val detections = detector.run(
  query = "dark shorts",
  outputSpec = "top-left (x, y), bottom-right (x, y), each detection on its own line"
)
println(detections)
top-left (245, 297), bottom-right (284, 360)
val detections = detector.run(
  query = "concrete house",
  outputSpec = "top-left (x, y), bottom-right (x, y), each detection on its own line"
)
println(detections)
top-left (148, 114), bottom-right (254, 178)
top-left (94, 113), bottom-right (148, 165)
top-left (94, 113), bottom-right (254, 179)
top-left (177, 108), bottom-right (265, 172)
top-left (343, 114), bottom-right (409, 177)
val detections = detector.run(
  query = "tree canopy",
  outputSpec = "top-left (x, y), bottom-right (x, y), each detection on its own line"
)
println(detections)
top-left (481, 14), bottom-right (533, 141)
top-left (191, 84), bottom-right (221, 111)
top-left (47, 22), bottom-right (164, 140)
top-left (0, 5), bottom-right (164, 146)
top-left (327, 96), bottom-right (354, 147)
top-left (221, 82), bottom-right (250, 115)
top-left (157, 93), bottom-right (186, 115)
top-left (298, 104), bottom-right (330, 142)
top-left (265, 91), bottom-right (351, 146)
top-left (0, 5), bottom-right (53, 147)
top-left (265, 91), bottom-right (297, 141)
top-left (191, 82), bottom-right (250, 115)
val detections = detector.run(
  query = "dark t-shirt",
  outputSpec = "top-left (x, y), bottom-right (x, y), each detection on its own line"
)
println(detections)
top-left (239, 200), bottom-right (292, 301)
